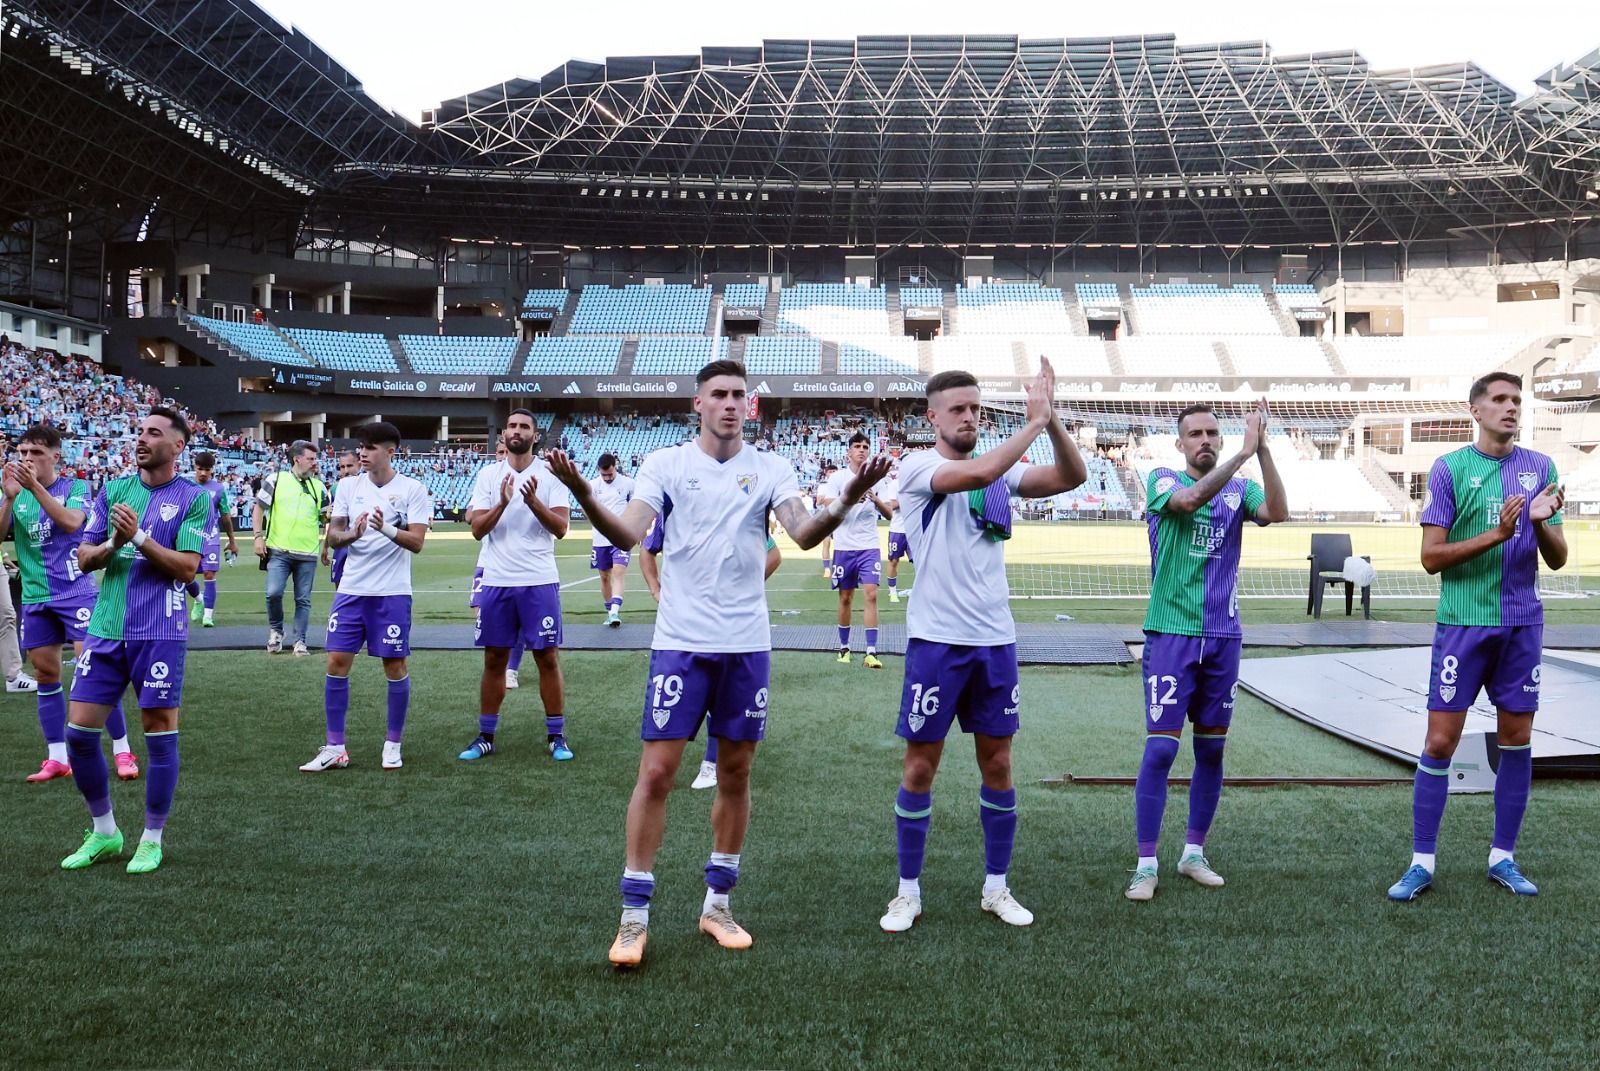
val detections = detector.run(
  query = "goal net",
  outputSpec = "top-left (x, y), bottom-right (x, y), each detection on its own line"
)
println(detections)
top-left (969, 395), bottom-right (1592, 601)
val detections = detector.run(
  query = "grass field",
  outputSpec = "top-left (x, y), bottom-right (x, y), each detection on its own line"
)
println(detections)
top-left (3, 523), bottom-right (1599, 1068)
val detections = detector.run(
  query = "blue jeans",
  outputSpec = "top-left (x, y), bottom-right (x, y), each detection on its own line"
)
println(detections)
top-left (265, 553), bottom-right (317, 644)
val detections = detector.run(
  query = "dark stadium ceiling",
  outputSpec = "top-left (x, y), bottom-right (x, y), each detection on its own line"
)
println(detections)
top-left (3, 1), bottom-right (1598, 249)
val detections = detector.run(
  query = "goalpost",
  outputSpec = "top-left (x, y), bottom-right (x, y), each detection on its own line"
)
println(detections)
top-left (974, 395), bottom-right (1591, 601)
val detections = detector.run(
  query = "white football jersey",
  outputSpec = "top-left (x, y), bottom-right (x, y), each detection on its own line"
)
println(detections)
top-left (633, 442), bottom-right (800, 653)
top-left (821, 468), bottom-right (882, 552)
top-left (468, 458), bottom-right (570, 586)
top-left (589, 472), bottom-right (635, 547)
top-left (896, 449), bottom-right (1026, 645)
top-left (330, 472), bottom-right (433, 597)
top-left (884, 476), bottom-right (908, 534)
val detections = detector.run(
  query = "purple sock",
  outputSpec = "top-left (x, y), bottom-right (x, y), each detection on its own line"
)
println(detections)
top-left (887, 576), bottom-right (897, 591)
top-left (837, 625), bottom-right (850, 649)
top-left (65, 724), bottom-right (111, 818)
top-left (507, 645), bottom-right (525, 672)
top-left (385, 676), bottom-right (410, 743)
top-left (979, 785), bottom-right (1018, 877)
top-left (1186, 735), bottom-right (1227, 846)
top-left (1135, 735), bottom-right (1180, 855)
top-left (1413, 752), bottom-right (1452, 853)
top-left (325, 675), bottom-right (349, 746)
top-left (203, 579), bottom-right (217, 610)
top-left (866, 627), bottom-right (879, 651)
top-left (895, 786), bottom-right (932, 880)
top-left (185, 580), bottom-right (200, 599)
top-left (704, 735), bottom-right (719, 763)
top-left (620, 871), bottom-right (655, 909)
top-left (143, 731), bottom-right (179, 831)
top-left (609, 597), bottom-right (622, 611)
top-left (479, 713), bottom-right (500, 738)
top-left (106, 700), bottom-right (128, 741)
top-left (1491, 743), bottom-right (1533, 853)
top-left (37, 685), bottom-right (67, 746)
top-left (545, 714), bottom-right (565, 739)
top-left (704, 855), bottom-right (740, 893)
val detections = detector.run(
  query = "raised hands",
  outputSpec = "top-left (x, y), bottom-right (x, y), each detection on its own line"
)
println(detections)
top-left (545, 450), bottom-right (590, 498)
top-left (1497, 495), bottom-right (1526, 539)
top-left (844, 454), bottom-right (894, 500)
top-left (1530, 482), bottom-right (1565, 523)
top-left (1024, 357), bottom-right (1056, 427)
top-left (1242, 397), bottom-right (1269, 457)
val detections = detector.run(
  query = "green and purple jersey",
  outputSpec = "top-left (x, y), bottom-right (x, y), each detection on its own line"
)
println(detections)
top-left (8, 476), bottom-right (97, 605)
top-left (1143, 468), bottom-right (1266, 638)
top-left (1420, 445), bottom-right (1560, 626)
top-left (81, 475), bottom-right (209, 641)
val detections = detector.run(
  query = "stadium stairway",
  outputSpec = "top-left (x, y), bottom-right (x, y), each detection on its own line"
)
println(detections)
top-left (705, 288), bottom-right (723, 335)
top-left (179, 317), bottom-right (252, 366)
top-left (1009, 339), bottom-right (1029, 375)
top-left (1320, 338), bottom-right (1348, 374)
top-left (1118, 283), bottom-right (1142, 335)
top-left (386, 336), bottom-right (414, 372)
top-left (544, 414), bottom-right (568, 451)
top-left (1214, 340), bottom-right (1237, 376)
top-left (615, 339), bottom-right (639, 375)
top-left (942, 289), bottom-right (957, 336)
top-left (1358, 460), bottom-right (1417, 514)
top-left (917, 339), bottom-right (933, 373)
top-left (551, 292), bottom-right (579, 336)
top-left (885, 286), bottom-right (907, 337)
top-left (1063, 289), bottom-right (1091, 334)
top-left (727, 336), bottom-right (748, 365)
top-left (1105, 338), bottom-right (1127, 375)
top-left (1263, 291), bottom-right (1301, 336)
top-left (759, 289), bottom-right (780, 335)
top-left (820, 340), bottom-right (840, 375)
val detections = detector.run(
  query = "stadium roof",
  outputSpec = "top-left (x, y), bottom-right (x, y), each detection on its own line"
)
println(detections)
top-left (3, 5), bottom-right (1597, 249)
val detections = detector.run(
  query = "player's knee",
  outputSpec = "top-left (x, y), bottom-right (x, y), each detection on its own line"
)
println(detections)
top-left (533, 647), bottom-right (560, 671)
top-left (382, 658), bottom-right (408, 681)
top-left (1422, 731), bottom-right (1459, 759)
top-left (482, 647), bottom-right (510, 672)
top-left (902, 755), bottom-right (937, 792)
top-left (637, 759), bottom-right (677, 798)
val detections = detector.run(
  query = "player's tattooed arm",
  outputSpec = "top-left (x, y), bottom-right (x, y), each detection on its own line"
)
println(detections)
top-left (1532, 482), bottom-right (1567, 570)
top-left (324, 514), bottom-right (364, 550)
top-left (774, 455), bottom-right (891, 549)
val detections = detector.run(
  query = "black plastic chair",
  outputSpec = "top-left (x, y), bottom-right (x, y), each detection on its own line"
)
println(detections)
top-left (1306, 533), bottom-right (1371, 619)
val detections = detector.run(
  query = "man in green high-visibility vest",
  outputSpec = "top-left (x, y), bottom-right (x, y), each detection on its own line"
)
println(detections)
top-left (252, 441), bottom-right (328, 657)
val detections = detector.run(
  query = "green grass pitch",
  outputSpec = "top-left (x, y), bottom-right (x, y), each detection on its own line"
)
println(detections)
top-left (3, 523), bottom-right (1598, 1068)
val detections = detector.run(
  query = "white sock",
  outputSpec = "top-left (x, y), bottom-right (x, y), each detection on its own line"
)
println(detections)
top-left (867, 646), bottom-right (877, 655)
top-left (620, 906), bottom-right (648, 926)
top-left (141, 828), bottom-right (163, 846)
top-left (1181, 842), bottom-right (1204, 860)
top-left (897, 877), bottom-right (921, 899)
top-left (111, 736), bottom-right (131, 756)
top-left (48, 742), bottom-right (68, 765)
top-left (983, 872), bottom-right (1007, 895)
top-left (1411, 852), bottom-right (1437, 873)
top-left (203, 609), bottom-right (214, 621)
top-left (91, 810), bottom-right (117, 836)
top-left (703, 888), bottom-right (730, 914)
top-left (1489, 847), bottom-right (1514, 867)
top-left (1137, 855), bottom-right (1159, 872)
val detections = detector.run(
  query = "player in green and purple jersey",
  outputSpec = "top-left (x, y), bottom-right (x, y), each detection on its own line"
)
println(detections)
top-left (1, 425), bottom-right (138, 783)
top-left (59, 408), bottom-right (210, 876)
top-left (1126, 399), bottom-right (1288, 901)
top-left (1388, 372), bottom-right (1566, 901)
top-left (188, 451), bottom-right (239, 628)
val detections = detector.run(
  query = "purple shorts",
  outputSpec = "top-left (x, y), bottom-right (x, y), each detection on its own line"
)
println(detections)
top-left (640, 650), bottom-right (770, 743)
top-left (72, 636), bottom-right (187, 709)
top-left (330, 547), bottom-right (348, 588)
top-left (469, 567), bottom-right (485, 608)
top-left (1428, 624), bottom-right (1543, 713)
top-left (475, 584), bottom-right (562, 651)
top-left (830, 548), bottom-right (882, 591)
top-left (201, 539), bottom-right (222, 572)
top-left (326, 593), bottom-right (412, 658)
top-left (1141, 632), bottom-right (1241, 732)
top-left (20, 599), bottom-right (94, 650)
top-left (591, 545), bottom-right (631, 571)
top-left (897, 639), bottom-right (1020, 741)
top-left (887, 531), bottom-right (913, 563)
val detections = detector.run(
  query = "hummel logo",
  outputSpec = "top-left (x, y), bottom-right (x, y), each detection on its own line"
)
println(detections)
top-left (562, 381), bottom-right (582, 395)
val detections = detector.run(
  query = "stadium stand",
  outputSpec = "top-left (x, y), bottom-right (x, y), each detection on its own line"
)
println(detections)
top-left (557, 416), bottom-right (696, 473)
top-left (400, 334), bottom-right (519, 374)
top-left (283, 328), bottom-right (398, 372)
top-left (722, 283), bottom-right (769, 308)
top-left (521, 337), bottom-right (622, 374)
top-left (836, 335), bottom-right (920, 374)
top-left (929, 336), bottom-right (1017, 376)
top-left (1074, 282), bottom-right (1122, 309)
top-left (1128, 283), bottom-right (1283, 335)
top-left (899, 286), bottom-right (945, 308)
top-left (743, 336), bottom-right (821, 374)
top-left (777, 283), bottom-right (890, 336)
top-left (632, 337), bottom-right (728, 374)
top-left (188, 315), bottom-right (311, 366)
top-left (1272, 284), bottom-right (1323, 311)
top-left (1018, 336), bottom-right (1116, 376)
top-left (1331, 334), bottom-right (1534, 376)
top-left (521, 289), bottom-right (570, 312)
top-left (567, 284), bottom-right (711, 334)
top-left (955, 284), bottom-right (1076, 335)
top-left (1117, 336), bottom-right (1225, 376)
top-left (1221, 336), bottom-right (1336, 377)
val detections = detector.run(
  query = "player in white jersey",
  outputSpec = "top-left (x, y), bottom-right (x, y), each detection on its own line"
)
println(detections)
top-left (817, 432), bottom-right (893, 667)
top-left (549, 359), bottom-right (889, 968)
top-left (589, 453), bottom-right (635, 628)
top-left (878, 362), bottom-right (1087, 934)
top-left (882, 470), bottom-right (913, 602)
top-left (457, 409), bottom-right (573, 763)
top-left (299, 423), bottom-right (431, 773)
